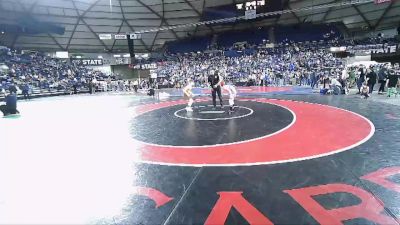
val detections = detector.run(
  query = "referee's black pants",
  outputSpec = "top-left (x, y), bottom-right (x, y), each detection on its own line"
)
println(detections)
top-left (212, 86), bottom-right (223, 107)
top-left (378, 80), bottom-right (385, 92)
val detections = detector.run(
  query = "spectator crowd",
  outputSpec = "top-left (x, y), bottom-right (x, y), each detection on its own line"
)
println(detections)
top-left (0, 47), bottom-right (124, 98)
top-left (155, 39), bottom-right (399, 96)
top-left (156, 41), bottom-right (345, 88)
top-left (1, 36), bottom-right (399, 100)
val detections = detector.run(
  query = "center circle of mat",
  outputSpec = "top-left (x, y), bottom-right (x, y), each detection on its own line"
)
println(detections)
top-left (173, 105), bottom-right (254, 121)
top-left (131, 100), bottom-right (294, 146)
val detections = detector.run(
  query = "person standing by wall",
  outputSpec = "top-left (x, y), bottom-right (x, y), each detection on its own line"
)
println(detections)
top-left (386, 68), bottom-right (399, 97)
top-left (348, 67), bottom-right (356, 88)
top-left (378, 64), bottom-right (388, 94)
top-left (310, 69), bottom-right (318, 89)
top-left (339, 69), bottom-right (349, 95)
top-left (133, 79), bottom-right (138, 93)
top-left (263, 69), bottom-right (269, 87)
top-left (357, 65), bottom-right (366, 94)
top-left (88, 80), bottom-right (93, 94)
top-left (22, 82), bottom-right (30, 100)
top-left (366, 67), bottom-right (377, 94)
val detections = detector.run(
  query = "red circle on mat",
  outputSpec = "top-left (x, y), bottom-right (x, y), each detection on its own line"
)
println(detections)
top-left (132, 99), bottom-right (374, 166)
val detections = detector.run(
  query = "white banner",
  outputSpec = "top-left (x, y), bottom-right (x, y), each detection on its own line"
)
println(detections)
top-left (99, 34), bottom-right (112, 40)
top-left (245, 9), bottom-right (256, 20)
top-left (114, 34), bottom-right (127, 40)
top-left (264, 43), bottom-right (275, 48)
top-left (130, 33), bottom-right (142, 40)
top-left (71, 59), bottom-right (103, 66)
top-left (132, 63), bottom-right (157, 70)
top-left (115, 58), bottom-right (130, 65)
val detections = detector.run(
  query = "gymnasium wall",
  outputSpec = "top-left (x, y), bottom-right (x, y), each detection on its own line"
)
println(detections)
top-left (111, 65), bottom-right (150, 80)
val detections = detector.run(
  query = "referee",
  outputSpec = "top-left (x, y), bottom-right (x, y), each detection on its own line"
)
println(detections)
top-left (208, 71), bottom-right (224, 108)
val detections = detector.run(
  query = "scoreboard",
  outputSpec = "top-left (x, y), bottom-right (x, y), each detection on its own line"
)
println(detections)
top-left (237, 0), bottom-right (283, 16)
top-left (236, 0), bottom-right (266, 11)
top-left (201, 0), bottom-right (282, 23)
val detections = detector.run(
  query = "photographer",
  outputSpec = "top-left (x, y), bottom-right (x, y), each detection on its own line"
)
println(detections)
top-left (0, 88), bottom-right (19, 116)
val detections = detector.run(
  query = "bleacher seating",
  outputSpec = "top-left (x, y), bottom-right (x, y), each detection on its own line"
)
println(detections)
top-left (0, 46), bottom-right (114, 98)
top-left (165, 24), bottom-right (341, 54)
top-left (275, 23), bottom-right (340, 43)
top-left (217, 28), bottom-right (269, 47)
top-left (167, 36), bottom-right (212, 54)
